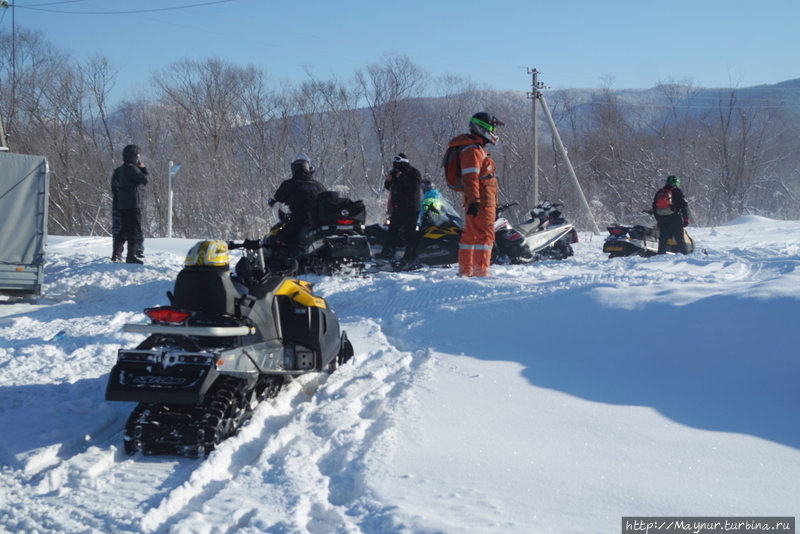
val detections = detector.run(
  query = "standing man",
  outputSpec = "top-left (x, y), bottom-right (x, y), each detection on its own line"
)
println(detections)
top-left (273, 153), bottom-right (326, 245)
top-left (652, 174), bottom-right (691, 255)
top-left (111, 145), bottom-right (148, 264)
top-left (111, 183), bottom-right (144, 262)
top-left (378, 153), bottom-right (422, 265)
top-left (448, 112), bottom-right (504, 277)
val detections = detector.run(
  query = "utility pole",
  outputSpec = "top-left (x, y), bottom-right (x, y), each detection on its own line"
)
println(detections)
top-left (526, 69), bottom-right (601, 236)
top-left (0, 0), bottom-right (9, 150)
top-left (527, 68), bottom-right (543, 209)
top-left (167, 162), bottom-right (183, 238)
top-left (0, 103), bottom-right (8, 151)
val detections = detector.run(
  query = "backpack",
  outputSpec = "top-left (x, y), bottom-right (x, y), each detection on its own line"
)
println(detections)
top-left (442, 140), bottom-right (486, 192)
top-left (442, 145), bottom-right (465, 192)
top-left (654, 187), bottom-right (674, 216)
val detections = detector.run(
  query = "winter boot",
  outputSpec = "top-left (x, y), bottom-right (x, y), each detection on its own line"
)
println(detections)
top-left (126, 256), bottom-right (144, 265)
top-left (111, 239), bottom-right (125, 262)
top-left (377, 247), bottom-right (396, 260)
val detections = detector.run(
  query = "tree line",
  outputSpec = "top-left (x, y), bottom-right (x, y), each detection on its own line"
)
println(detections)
top-left (2, 26), bottom-right (798, 241)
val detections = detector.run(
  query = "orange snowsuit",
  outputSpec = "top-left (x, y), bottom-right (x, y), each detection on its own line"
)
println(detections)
top-left (448, 133), bottom-right (498, 277)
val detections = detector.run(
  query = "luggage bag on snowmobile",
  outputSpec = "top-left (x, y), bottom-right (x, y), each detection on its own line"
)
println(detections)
top-left (303, 192), bottom-right (370, 273)
top-left (312, 191), bottom-right (367, 227)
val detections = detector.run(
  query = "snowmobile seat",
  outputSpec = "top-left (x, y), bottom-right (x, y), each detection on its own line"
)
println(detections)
top-left (632, 225), bottom-right (657, 239)
top-left (518, 217), bottom-right (546, 234)
top-left (170, 267), bottom-right (246, 317)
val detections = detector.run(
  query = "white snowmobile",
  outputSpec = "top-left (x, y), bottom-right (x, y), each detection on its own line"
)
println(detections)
top-left (495, 201), bottom-right (578, 263)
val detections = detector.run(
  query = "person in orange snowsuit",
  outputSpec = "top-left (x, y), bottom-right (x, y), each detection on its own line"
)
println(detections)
top-left (448, 112), bottom-right (504, 277)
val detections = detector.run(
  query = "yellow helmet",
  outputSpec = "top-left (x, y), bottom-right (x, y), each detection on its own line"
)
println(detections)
top-left (185, 240), bottom-right (230, 269)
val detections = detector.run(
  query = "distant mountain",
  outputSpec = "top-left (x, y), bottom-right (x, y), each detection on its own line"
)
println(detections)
top-left (615, 78), bottom-right (800, 115)
top-left (519, 78), bottom-right (800, 121)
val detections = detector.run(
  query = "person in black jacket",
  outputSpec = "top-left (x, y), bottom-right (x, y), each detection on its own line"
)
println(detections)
top-left (652, 174), bottom-right (692, 255)
top-left (273, 153), bottom-right (326, 245)
top-left (378, 153), bottom-right (422, 263)
top-left (111, 145), bottom-right (148, 264)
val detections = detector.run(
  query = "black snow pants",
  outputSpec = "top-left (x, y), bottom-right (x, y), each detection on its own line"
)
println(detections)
top-left (656, 214), bottom-right (688, 255)
top-left (383, 208), bottom-right (420, 261)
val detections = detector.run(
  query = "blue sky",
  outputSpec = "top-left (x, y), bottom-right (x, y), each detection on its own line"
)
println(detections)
top-left (3, 0), bottom-right (798, 101)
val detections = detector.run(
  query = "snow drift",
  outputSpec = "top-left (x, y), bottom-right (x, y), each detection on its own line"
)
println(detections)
top-left (1, 217), bottom-right (799, 533)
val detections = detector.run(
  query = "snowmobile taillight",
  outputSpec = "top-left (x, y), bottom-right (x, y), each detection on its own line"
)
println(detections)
top-left (608, 227), bottom-right (627, 237)
top-left (336, 219), bottom-right (356, 225)
top-left (145, 307), bottom-right (192, 325)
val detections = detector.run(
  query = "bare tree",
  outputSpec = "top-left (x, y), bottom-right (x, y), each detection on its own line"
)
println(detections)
top-left (355, 53), bottom-right (428, 169)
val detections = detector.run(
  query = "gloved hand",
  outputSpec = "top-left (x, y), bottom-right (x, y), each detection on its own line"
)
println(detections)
top-left (467, 202), bottom-right (480, 217)
top-left (683, 218), bottom-right (690, 227)
top-left (268, 198), bottom-right (276, 207)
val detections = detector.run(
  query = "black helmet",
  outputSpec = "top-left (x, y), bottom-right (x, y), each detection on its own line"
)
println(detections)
top-left (291, 152), bottom-right (314, 175)
top-left (469, 112), bottom-right (504, 144)
top-left (122, 144), bottom-right (140, 164)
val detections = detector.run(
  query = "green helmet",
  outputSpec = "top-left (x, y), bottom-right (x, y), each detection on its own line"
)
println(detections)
top-left (666, 175), bottom-right (681, 187)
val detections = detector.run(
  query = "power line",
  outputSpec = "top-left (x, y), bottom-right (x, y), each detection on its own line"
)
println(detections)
top-left (13, 0), bottom-right (238, 14)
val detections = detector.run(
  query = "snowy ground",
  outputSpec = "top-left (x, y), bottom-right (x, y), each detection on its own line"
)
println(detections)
top-left (1, 216), bottom-right (798, 533)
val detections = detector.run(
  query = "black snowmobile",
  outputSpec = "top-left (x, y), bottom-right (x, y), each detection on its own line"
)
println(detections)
top-left (268, 191), bottom-right (371, 276)
top-left (603, 210), bottom-right (695, 258)
top-left (365, 196), bottom-right (464, 271)
top-left (105, 239), bottom-right (354, 457)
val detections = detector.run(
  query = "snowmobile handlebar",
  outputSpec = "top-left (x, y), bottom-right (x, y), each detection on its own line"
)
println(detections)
top-left (227, 239), bottom-right (263, 251)
top-left (496, 202), bottom-right (519, 215)
top-left (534, 201), bottom-right (563, 209)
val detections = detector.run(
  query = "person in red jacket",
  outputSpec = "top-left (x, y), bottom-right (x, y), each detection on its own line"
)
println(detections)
top-left (652, 174), bottom-right (692, 254)
top-left (447, 112), bottom-right (504, 277)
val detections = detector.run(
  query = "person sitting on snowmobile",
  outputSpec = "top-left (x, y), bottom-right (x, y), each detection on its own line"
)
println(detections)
top-left (272, 153), bottom-right (326, 246)
top-left (419, 180), bottom-right (446, 228)
top-left (652, 174), bottom-right (692, 255)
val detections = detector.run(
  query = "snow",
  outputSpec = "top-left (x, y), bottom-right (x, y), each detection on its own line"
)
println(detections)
top-left (1, 218), bottom-right (799, 533)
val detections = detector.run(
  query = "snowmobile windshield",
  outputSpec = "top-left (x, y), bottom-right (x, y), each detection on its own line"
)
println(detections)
top-left (421, 196), bottom-right (464, 228)
top-left (442, 198), bottom-right (464, 227)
